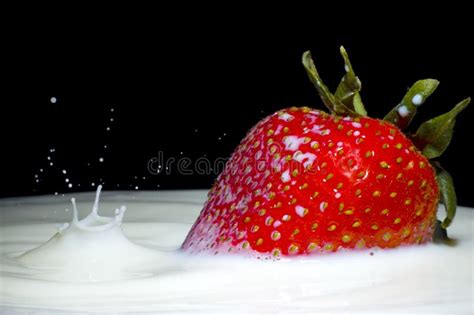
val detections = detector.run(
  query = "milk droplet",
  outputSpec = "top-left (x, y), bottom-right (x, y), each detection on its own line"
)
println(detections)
top-left (106, 127), bottom-right (111, 131)
top-left (412, 94), bottom-right (423, 106)
top-left (281, 170), bottom-right (291, 183)
top-left (50, 97), bottom-right (57, 104)
top-left (91, 182), bottom-right (95, 187)
top-left (62, 170), bottom-right (67, 174)
top-left (68, 183), bottom-right (73, 188)
top-left (398, 105), bottom-right (410, 118)
top-left (65, 178), bottom-right (69, 183)
top-left (99, 157), bottom-right (104, 163)
top-left (135, 186), bottom-right (139, 190)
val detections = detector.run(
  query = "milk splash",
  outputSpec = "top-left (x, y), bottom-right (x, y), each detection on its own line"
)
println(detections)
top-left (15, 185), bottom-right (173, 282)
top-left (0, 191), bottom-right (472, 313)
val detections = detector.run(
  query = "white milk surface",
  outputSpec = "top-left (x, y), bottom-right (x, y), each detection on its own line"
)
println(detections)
top-left (0, 190), bottom-right (473, 314)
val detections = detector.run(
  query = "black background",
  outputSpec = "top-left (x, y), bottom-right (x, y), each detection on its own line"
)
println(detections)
top-left (2, 7), bottom-right (473, 206)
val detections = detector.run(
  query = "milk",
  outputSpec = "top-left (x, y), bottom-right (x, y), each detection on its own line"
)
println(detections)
top-left (15, 186), bottom-right (174, 282)
top-left (0, 190), bottom-right (472, 314)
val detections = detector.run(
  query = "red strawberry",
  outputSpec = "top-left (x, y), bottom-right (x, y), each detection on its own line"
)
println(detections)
top-left (182, 47), bottom-right (469, 257)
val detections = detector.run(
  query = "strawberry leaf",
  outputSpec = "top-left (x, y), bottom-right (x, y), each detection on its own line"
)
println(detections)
top-left (435, 164), bottom-right (457, 229)
top-left (413, 98), bottom-right (470, 159)
top-left (302, 51), bottom-right (360, 117)
top-left (335, 46), bottom-right (367, 116)
top-left (433, 220), bottom-right (449, 242)
top-left (384, 79), bottom-right (439, 129)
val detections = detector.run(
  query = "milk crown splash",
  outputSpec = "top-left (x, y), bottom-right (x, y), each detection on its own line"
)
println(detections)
top-left (16, 185), bottom-right (167, 282)
top-left (66, 185), bottom-right (126, 232)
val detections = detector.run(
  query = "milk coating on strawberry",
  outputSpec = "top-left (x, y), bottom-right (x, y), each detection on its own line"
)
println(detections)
top-left (182, 47), bottom-right (469, 258)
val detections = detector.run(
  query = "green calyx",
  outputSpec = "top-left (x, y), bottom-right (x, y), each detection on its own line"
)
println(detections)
top-left (302, 47), bottom-right (470, 233)
top-left (302, 47), bottom-right (367, 117)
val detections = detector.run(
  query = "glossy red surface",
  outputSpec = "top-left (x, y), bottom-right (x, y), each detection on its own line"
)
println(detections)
top-left (182, 107), bottom-right (438, 256)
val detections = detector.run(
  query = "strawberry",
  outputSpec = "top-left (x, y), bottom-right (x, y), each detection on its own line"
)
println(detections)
top-left (182, 47), bottom-right (469, 257)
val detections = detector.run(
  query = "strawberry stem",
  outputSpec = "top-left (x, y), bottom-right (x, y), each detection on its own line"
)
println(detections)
top-left (384, 79), bottom-right (439, 129)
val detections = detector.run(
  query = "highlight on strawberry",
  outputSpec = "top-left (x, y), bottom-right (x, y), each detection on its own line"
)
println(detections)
top-left (182, 47), bottom-right (470, 258)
